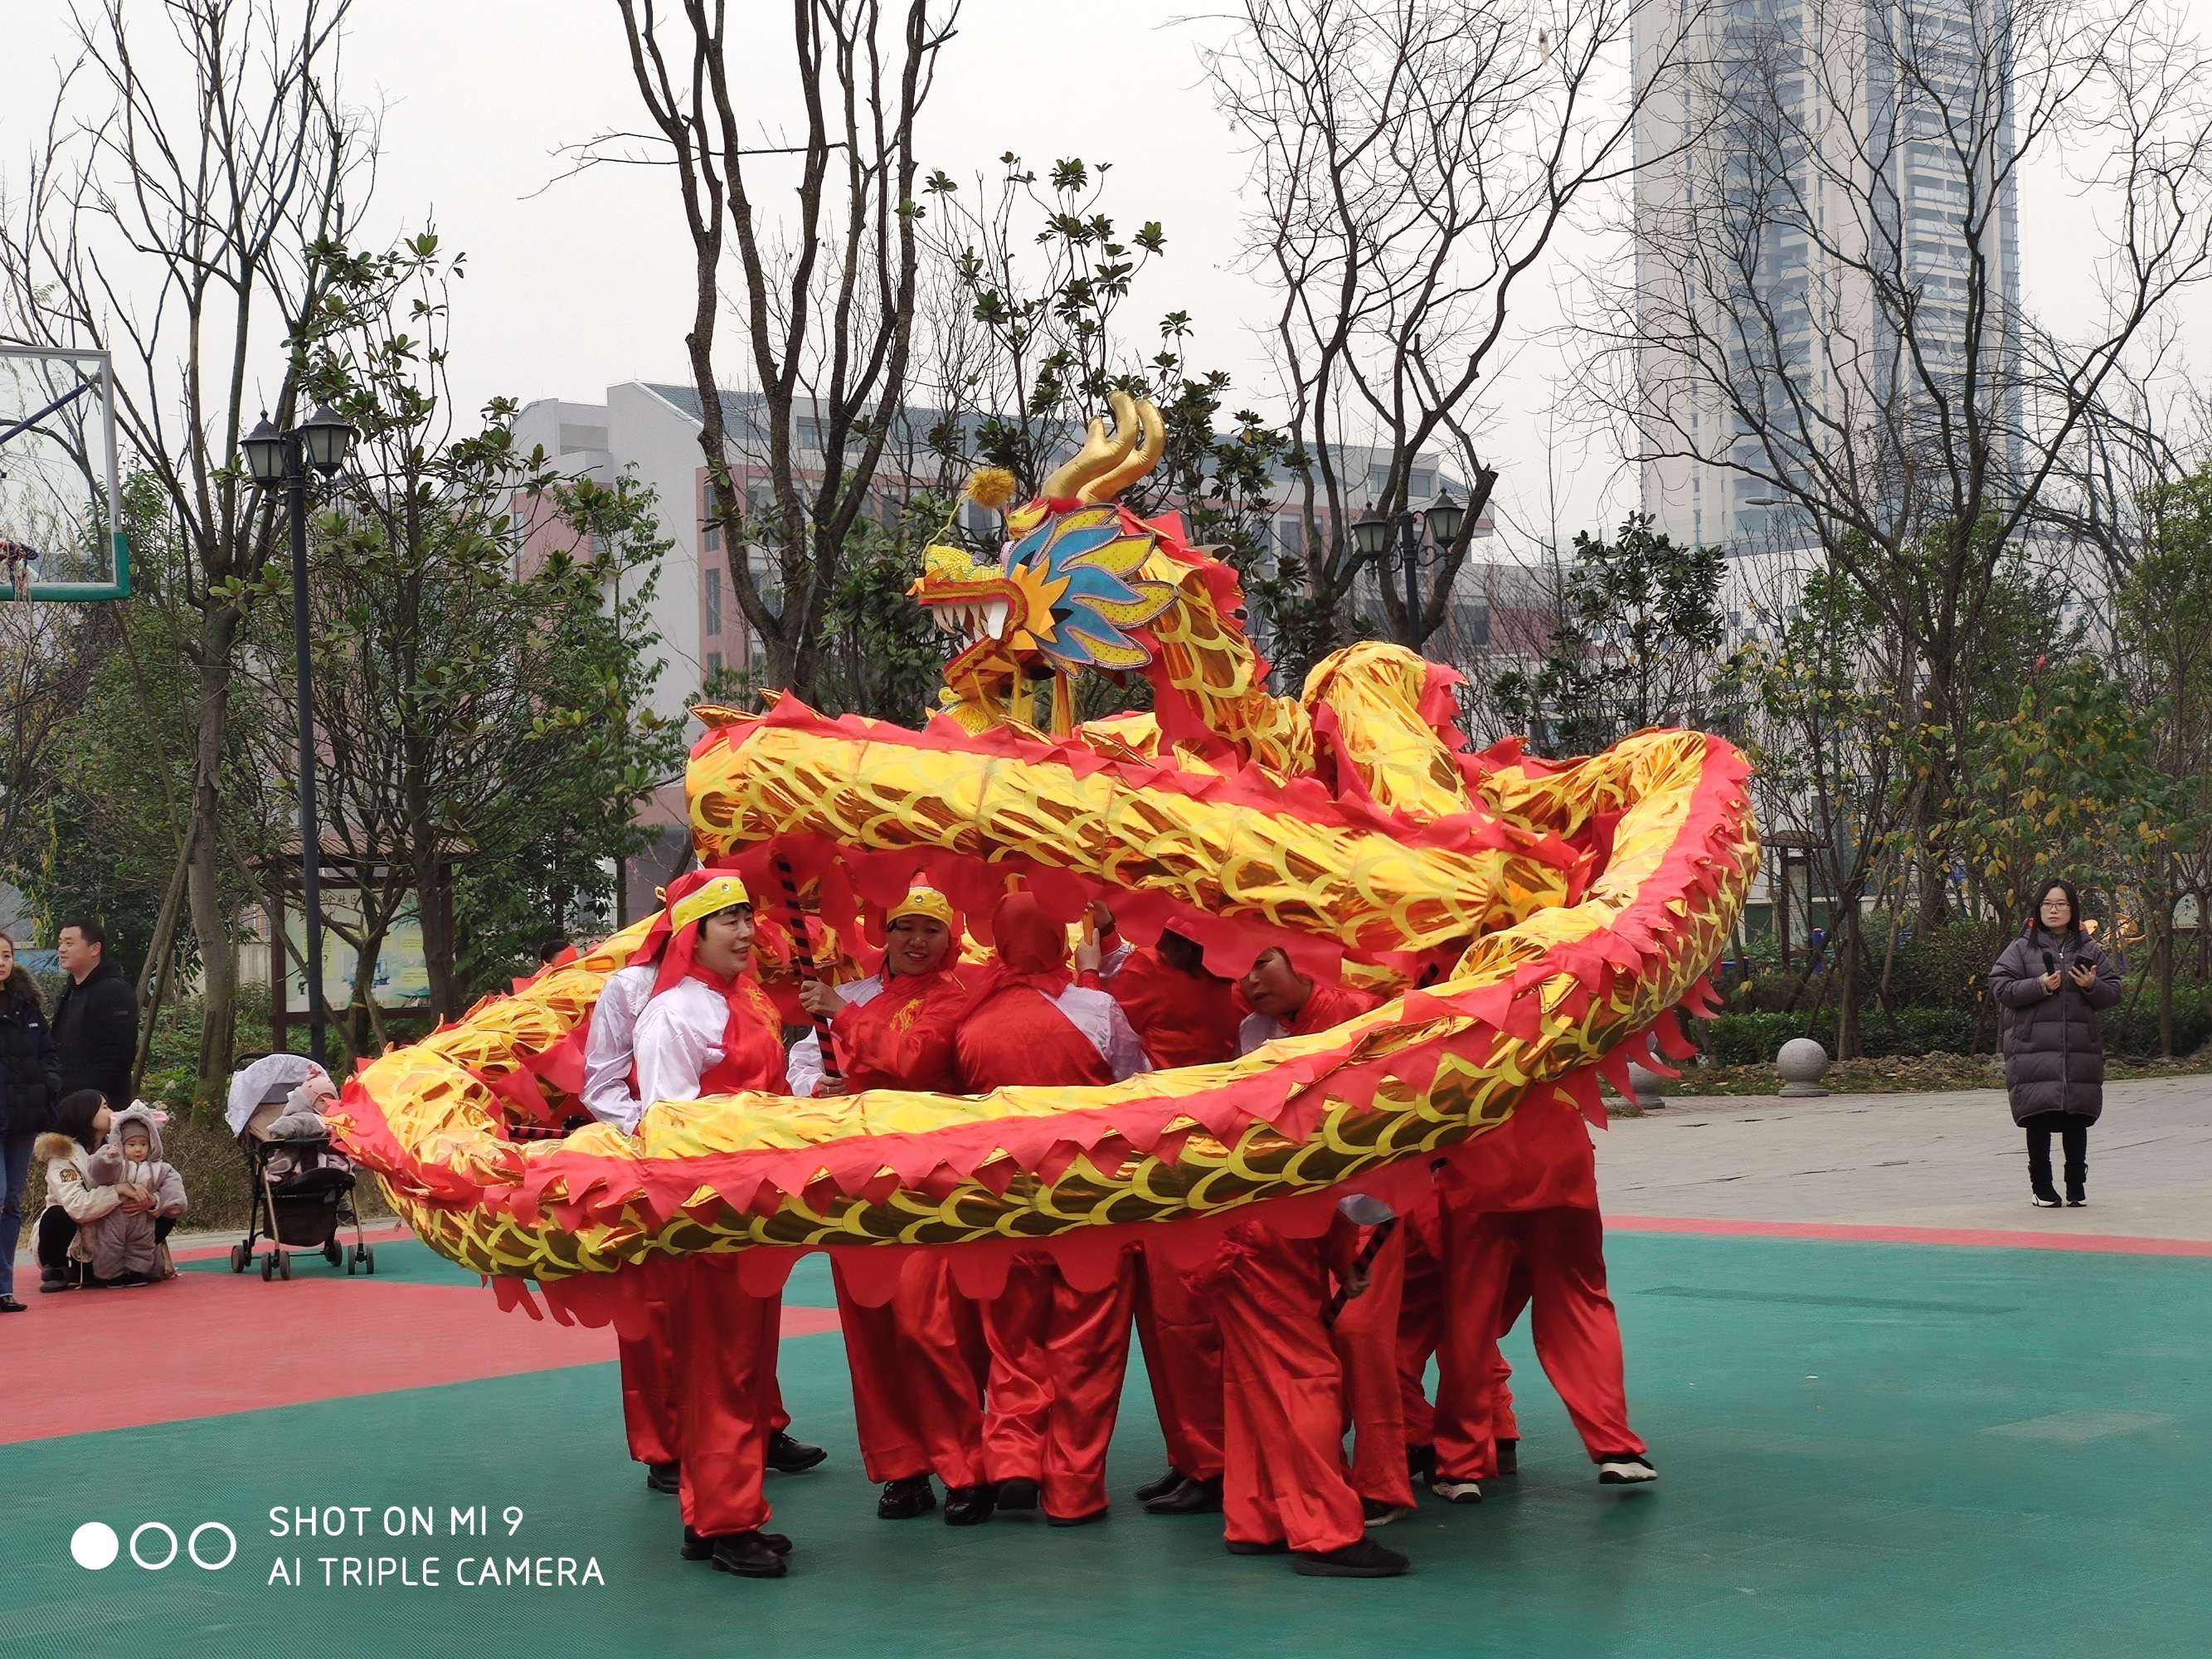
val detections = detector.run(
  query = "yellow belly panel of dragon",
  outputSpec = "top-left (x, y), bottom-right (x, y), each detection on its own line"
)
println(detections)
top-left (333, 394), bottom-right (1758, 1317)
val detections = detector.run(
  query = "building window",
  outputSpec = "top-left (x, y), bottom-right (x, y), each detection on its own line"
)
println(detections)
top-left (706, 567), bottom-right (722, 636)
top-left (703, 519), bottom-right (722, 552)
top-left (706, 650), bottom-right (723, 682)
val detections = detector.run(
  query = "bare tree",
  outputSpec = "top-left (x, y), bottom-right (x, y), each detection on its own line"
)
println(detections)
top-left (1597, 0), bottom-right (2212, 922)
top-left (1, 0), bottom-right (372, 1093)
top-left (610, 0), bottom-right (960, 698)
top-left (1201, 0), bottom-right (1709, 664)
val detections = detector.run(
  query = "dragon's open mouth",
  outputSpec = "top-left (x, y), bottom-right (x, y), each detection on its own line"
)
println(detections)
top-left (328, 394), bottom-right (1759, 1323)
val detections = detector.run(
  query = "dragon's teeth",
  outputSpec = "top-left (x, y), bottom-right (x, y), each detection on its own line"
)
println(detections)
top-left (982, 599), bottom-right (1008, 637)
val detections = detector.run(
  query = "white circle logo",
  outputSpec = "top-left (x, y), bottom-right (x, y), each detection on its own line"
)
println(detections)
top-left (70, 1521), bottom-right (119, 1570)
top-left (188, 1522), bottom-right (238, 1571)
top-left (129, 1522), bottom-right (179, 1571)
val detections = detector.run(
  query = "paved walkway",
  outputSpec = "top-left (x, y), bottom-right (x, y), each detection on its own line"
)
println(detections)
top-left (1599, 1074), bottom-right (2212, 1243)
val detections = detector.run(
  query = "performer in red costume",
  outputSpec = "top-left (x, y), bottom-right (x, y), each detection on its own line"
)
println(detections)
top-left (629, 873), bottom-right (809, 1581)
top-left (1079, 914), bottom-right (1240, 1515)
top-left (792, 886), bottom-right (996, 1527)
top-left (955, 893), bottom-right (1150, 1525)
top-left (1208, 1204), bottom-right (1409, 1579)
top-left (1235, 952), bottom-right (1414, 1525)
top-left (1421, 1094), bottom-right (1655, 1504)
top-left (1237, 946), bottom-right (1378, 1050)
top-left (582, 884), bottom-right (824, 1506)
top-left (1393, 1194), bottom-right (1521, 1482)
top-left (579, 896), bottom-right (679, 1494)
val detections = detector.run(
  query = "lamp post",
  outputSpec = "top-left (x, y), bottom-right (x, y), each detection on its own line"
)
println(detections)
top-left (243, 402), bottom-right (356, 1066)
top-left (1352, 490), bottom-right (1465, 646)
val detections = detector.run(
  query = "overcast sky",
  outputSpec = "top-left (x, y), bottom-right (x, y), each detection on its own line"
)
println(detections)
top-left (8, 0), bottom-right (2210, 556)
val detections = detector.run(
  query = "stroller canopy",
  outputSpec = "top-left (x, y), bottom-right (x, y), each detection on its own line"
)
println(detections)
top-left (226, 1053), bottom-right (334, 1139)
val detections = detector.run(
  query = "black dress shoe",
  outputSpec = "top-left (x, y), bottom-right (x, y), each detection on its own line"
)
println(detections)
top-left (994, 1477), bottom-right (1040, 1512)
top-left (766, 1431), bottom-right (827, 1474)
top-left (0, 1296), bottom-right (26, 1313)
top-left (1293, 1538), bottom-right (1409, 1578)
top-left (877, 1476), bottom-right (936, 1520)
top-left (684, 1526), bottom-right (791, 1561)
top-left (644, 1462), bottom-right (680, 1495)
top-left (1406, 1443), bottom-right (1437, 1480)
top-left (1045, 1507), bottom-right (1109, 1528)
top-left (1143, 1474), bottom-right (1223, 1515)
top-left (1133, 1466), bottom-right (1185, 1503)
top-left (708, 1531), bottom-right (789, 1579)
top-left (942, 1484), bottom-right (997, 1526)
top-left (1496, 1438), bottom-right (1519, 1476)
top-left (1225, 1538), bottom-right (1290, 1556)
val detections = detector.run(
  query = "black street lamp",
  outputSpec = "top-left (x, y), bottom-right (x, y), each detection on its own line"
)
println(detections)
top-left (243, 402), bottom-right (356, 1066)
top-left (1353, 489), bottom-right (1465, 645)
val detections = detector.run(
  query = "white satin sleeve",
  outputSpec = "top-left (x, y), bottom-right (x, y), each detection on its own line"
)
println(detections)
top-left (788, 977), bottom-right (883, 1097)
top-left (581, 966), bottom-right (655, 1133)
top-left (633, 981), bottom-right (731, 1107)
top-left (1101, 999), bottom-right (1152, 1081)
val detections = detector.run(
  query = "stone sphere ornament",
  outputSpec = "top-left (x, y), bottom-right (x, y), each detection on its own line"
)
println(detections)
top-left (1776, 1037), bottom-right (1830, 1098)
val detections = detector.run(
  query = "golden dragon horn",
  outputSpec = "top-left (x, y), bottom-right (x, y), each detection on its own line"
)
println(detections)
top-left (1080, 392), bottom-right (1166, 503)
top-left (1037, 394), bottom-right (1140, 501)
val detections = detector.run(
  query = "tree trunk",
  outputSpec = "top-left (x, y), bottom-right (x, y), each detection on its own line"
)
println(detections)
top-left (2156, 875), bottom-right (2176, 1058)
top-left (189, 611), bottom-right (241, 1101)
top-left (129, 836), bottom-right (194, 1098)
top-left (1835, 908), bottom-right (1863, 1060)
top-left (415, 844), bottom-right (459, 1021)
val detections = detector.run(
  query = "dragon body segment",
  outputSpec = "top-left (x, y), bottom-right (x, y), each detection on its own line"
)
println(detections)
top-left (332, 393), bottom-right (1758, 1316)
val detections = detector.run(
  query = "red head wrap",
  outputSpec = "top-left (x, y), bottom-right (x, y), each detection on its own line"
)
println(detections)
top-left (984, 892), bottom-right (1072, 995)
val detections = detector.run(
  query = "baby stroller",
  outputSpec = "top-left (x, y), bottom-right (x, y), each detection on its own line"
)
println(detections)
top-left (223, 1053), bottom-right (376, 1281)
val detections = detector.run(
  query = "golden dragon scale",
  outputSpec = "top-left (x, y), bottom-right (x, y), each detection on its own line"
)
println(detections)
top-left (329, 397), bottom-right (1759, 1322)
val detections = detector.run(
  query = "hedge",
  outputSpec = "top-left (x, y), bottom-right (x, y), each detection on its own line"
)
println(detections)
top-left (1699, 997), bottom-right (2212, 1066)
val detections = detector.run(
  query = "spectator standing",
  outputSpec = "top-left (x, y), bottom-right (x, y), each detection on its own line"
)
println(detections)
top-left (0, 929), bottom-right (61, 1312)
top-left (1989, 878), bottom-right (2122, 1208)
top-left (52, 920), bottom-right (139, 1112)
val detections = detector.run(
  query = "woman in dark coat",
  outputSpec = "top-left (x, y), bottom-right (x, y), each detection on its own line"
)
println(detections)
top-left (0, 928), bottom-right (63, 1311)
top-left (1988, 880), bottom-right (2122, 1208)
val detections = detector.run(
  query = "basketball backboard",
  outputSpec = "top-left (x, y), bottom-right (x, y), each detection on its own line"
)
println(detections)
top-left (0, 344), bottom-right (130, 601)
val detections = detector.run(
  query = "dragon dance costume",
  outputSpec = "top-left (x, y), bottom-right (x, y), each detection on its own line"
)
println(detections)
top-left (328, 390), bottom-right (1757, 1579)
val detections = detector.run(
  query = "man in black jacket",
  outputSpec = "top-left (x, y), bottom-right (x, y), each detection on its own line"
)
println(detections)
top-left (53, 919), bottom-right (139, 1110)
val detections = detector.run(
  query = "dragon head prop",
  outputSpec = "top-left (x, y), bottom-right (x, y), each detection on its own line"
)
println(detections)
top-left (912, 393), bottom-right (1179, 691)
top-left (332, 391), bottom-right (1760, 1323)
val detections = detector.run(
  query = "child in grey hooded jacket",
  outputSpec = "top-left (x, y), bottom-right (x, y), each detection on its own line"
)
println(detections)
top-left (83, 1102), bottom-right (187, 1282)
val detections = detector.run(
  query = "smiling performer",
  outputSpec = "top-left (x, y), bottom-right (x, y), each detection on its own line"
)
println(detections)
top-left (790, 885), bottom-right (996, 1527)
top-left (629, 871), bottom-right (809, 1581)
top-left (956, 892), bottom-right (1150, 1525)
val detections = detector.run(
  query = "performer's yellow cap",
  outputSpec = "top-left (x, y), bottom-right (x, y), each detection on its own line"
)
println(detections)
top-left (670, 873), bottom-right (751, 933)
top-left (886, 886), bottom-right (955, 928)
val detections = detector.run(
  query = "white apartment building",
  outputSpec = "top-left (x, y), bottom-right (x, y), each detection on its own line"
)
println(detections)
top-left (1633, 0), bottom-right (2023, 548)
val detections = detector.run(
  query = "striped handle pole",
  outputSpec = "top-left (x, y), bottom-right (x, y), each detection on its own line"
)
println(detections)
top-left (1321, 1217), bottom-right (1398, 1326)
top-left (773, 854), bottom-right (839, 1078)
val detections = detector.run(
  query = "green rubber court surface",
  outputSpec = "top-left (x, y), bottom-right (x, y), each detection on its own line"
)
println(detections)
top-left (4, 1231), bottom-right (2206, 1659)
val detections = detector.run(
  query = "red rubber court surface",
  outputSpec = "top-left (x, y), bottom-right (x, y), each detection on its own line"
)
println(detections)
top-left (0, 1253), bottom-right (839, 1447)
